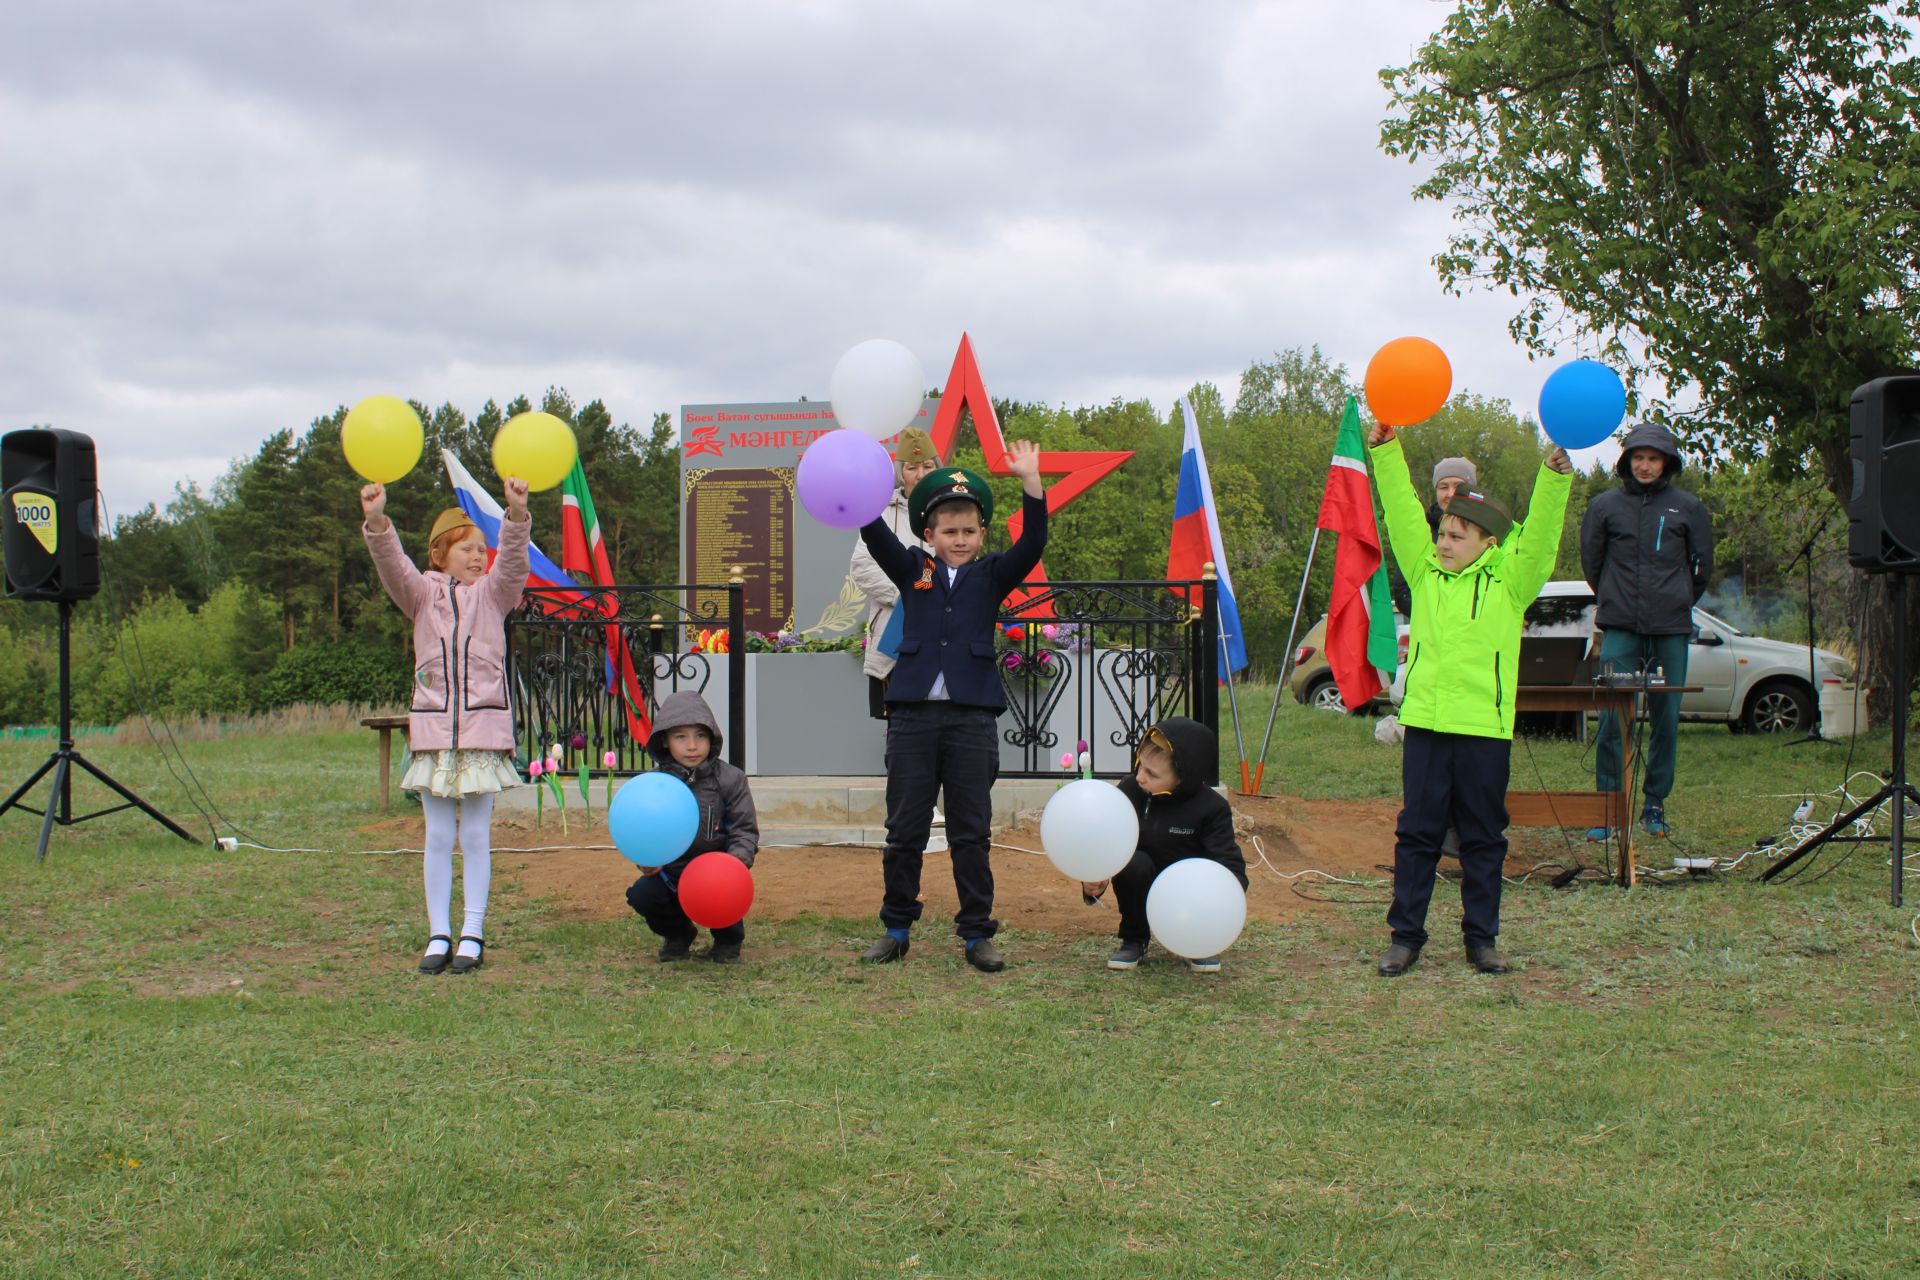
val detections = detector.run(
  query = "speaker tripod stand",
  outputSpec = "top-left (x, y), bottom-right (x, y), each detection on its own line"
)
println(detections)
top-left (1762, 575), bottom-right (1911, 905)
top-left (0, 599), bottom-right (196, 861)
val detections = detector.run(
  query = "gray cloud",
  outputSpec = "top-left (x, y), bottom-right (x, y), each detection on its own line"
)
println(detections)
top-left (0, 1), bottom-right (1604, 523)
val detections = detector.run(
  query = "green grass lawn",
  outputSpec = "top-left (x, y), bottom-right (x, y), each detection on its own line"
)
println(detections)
top-left (1, 718), bottom-right (1917, 1278)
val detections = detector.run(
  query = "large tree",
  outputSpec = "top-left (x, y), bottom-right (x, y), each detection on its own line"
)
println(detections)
top-left (1381, 0), bottom-right (1920, 712)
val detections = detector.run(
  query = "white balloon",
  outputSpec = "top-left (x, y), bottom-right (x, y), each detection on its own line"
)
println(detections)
top-left (830, 340), bottom-right (928, 440)
top-left (1145, 858), bottom-right (1247, 958)
top-left (1038, 778), bottom-right (1139, 881)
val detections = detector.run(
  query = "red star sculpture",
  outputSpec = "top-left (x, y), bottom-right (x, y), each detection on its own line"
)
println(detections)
top-left (925, 333), bottom-right (1133, 612)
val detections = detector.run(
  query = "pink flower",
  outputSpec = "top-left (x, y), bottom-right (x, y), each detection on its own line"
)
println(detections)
top-left (1042, 624), bottom-right (1059, 641)
top-left (602, 750), bottom-right (617, 769)
top-left (528, 760), bottom-right (544, 778)
top-left (1060, 751), bottom-right (1076, 770)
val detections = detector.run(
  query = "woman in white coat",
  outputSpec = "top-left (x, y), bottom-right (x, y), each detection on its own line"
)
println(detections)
top-left (848, 427), bottom-right (942, 719)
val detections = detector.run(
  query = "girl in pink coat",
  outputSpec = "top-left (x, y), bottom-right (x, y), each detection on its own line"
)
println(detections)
top-left (362, 476), bottom-right (531, 975)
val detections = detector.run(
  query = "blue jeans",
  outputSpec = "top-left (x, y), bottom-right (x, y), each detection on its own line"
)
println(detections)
top-left (1593, 630), bottom-right (1690, 807)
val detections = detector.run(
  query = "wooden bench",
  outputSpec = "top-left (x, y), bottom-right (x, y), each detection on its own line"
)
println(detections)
top-left (360, 714), bottom-right (411, 813)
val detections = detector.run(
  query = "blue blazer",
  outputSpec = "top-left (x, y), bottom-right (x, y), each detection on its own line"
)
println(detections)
top-left (858, 493), bottom-right (1048, 712)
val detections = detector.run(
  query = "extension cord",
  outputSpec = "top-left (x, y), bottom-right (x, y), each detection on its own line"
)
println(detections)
top-left (216, 836), bottom-right (239, 851)
top-left (1671, 856), bottom-right (1714, 871)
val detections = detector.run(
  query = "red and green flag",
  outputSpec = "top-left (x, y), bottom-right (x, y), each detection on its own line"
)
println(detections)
top-left (560, 459), bottom-right (652, 744)
top-left (1315, 396), bottom-right (1397, 709)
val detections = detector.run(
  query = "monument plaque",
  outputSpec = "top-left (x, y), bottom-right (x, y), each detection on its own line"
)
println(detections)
top-left (684, 467), bottom-right (795, 632)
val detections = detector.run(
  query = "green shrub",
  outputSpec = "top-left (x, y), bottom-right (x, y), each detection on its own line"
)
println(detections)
top-left (258, 641), bottom-right (410, 709)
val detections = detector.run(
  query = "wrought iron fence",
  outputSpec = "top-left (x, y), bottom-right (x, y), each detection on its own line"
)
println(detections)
top-left (997, 575), bottom-right (1220, 783)
top-left (505, 580), bottom-right (745, 774)
top-left (501, 572), bottom-right (1220, 783)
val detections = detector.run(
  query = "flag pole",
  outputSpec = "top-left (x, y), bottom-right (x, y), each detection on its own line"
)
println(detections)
top-left (1248, 526), bottom-right (1321, 793)
top-left (1205, 563), bottom-right (1248, 786)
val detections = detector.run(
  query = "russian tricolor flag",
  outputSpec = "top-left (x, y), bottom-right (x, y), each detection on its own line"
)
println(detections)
top-left (442, 448), bottom-right (584, 598)
top-left (1166, 396), bottom-right (1249, 676)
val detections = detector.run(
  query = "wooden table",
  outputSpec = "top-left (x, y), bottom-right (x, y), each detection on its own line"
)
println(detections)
top-left (1505, 684), bottom-right (1699, 887)
top-left (360, 714), bottom-right (410, 813)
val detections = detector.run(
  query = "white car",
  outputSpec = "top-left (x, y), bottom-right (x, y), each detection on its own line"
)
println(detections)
top-left (1389, 580), bottom-right (1852, 733)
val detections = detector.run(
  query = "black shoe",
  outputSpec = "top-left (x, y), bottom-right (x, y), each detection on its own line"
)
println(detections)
top-left (861, 934), bottom-right (909, 963)
top-left (658, 933), bottom-right (695, 962)
top-left (1376, 943), bottom-right (1421, 976)
top-left (1107, 939), bottom-right (1148, 970)
top-left (1186, 955), bottom-right (1222, 974)
top-left (1466, 944), bottom-right (1510, 974)
top-left (708, 941), bottom-right (742, 964)
top-left (418, 934), bottom-right (453, 975)
top-left (449, 935), bottom-right (485, 974)
top-left (965, 938), bottom-right (1006, 973)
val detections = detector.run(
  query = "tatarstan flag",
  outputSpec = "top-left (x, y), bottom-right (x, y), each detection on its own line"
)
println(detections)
top-left (1315, 396), bottom-right (1397, 709)
top-left (560, 459), bottom-right (652, 744)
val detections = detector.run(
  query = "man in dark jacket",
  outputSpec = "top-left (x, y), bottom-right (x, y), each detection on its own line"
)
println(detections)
top-left (624, 690), bottom-right (760, 963)
top-left (1082, 717), bottom-right (1248, 973)
top-left (1579, 423), bottom-right (1714, 838)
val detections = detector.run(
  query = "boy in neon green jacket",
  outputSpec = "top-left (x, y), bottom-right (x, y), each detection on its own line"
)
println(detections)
top-left (1366, 423), bottom-right (1573, 976)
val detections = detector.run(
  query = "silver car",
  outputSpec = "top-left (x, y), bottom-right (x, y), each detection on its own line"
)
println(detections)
top-left (1390, 580), bottom-right (1853, 733)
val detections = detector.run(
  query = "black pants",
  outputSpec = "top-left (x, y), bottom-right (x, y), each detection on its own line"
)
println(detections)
top-left (1389, 726), bottom-right (1511, 949)
top-left (1111, 848), bottom-right (1165, 943)
top-left (879, 702), bottom-right (999, 940)
top-left (627, 868), bottom-right (745, 946)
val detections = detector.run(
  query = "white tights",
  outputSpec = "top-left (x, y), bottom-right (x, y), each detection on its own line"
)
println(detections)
top-left (421, 793), bottom-right (494, 959)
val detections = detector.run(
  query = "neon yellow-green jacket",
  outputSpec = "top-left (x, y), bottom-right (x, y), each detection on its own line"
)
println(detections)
top-left (1369, 436), bottom-right (1571, 740)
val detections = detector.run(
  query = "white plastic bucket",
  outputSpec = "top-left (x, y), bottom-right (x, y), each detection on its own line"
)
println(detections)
top-left (1819, 680), bottom-right (1868, 737)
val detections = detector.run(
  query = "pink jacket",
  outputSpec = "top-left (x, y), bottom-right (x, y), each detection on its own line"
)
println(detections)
top-left (365, 513), bottom-right (531, 753)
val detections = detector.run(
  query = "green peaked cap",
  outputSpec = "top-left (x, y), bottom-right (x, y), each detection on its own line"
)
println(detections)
top-left (908, 467), bottom-right (994, 536)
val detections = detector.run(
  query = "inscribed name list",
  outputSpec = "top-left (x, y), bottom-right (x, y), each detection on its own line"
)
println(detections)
top-left (685, 468), bottom-right (794, 632)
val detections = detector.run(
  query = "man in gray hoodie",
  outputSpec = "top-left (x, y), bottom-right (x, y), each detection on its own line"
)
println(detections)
top-left (1579, 423), bottom-right (1714, 838)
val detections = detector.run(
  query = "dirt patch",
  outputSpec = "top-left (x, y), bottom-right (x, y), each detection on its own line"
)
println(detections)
top-left (476, 791), bottom-right (1410, 934)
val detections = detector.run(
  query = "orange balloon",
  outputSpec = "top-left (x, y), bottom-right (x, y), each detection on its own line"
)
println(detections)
top-left (1364, 337), bottom-right (1453, 427)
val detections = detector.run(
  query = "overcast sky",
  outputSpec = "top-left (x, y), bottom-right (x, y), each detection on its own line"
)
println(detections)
top-left (2, 0), bottom-right (1619, 524)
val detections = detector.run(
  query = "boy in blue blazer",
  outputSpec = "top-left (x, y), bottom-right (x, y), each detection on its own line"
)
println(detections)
top-left (855, 440), bottom-right (1047, 971)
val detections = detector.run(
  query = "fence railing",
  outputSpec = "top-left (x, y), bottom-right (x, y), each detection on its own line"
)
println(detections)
top-left (503, 572), bottom-right (1219, 782)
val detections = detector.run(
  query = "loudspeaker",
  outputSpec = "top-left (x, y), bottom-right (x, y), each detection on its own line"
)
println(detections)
top-left (1848, 376), bottom-right (1920, 574)
top-left (2, 428), bottom-right (100, 601)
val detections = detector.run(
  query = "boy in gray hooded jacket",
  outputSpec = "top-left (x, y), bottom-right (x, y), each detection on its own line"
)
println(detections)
top-left (625, 691), bottom-right (760, 962)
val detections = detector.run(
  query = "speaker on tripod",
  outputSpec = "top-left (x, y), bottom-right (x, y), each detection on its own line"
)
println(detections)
top-left (1766, 377), bottom-right (1920, 902)
top-left (0, 428), bottom-right (195, 860)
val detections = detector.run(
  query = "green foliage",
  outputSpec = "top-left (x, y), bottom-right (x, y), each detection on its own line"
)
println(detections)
top-left (257, 642), bottom-right (411, 710)
top-left (61, 585), bottom-right (282, 723)
top-left (1380, 0), bottom-right (1920, 481)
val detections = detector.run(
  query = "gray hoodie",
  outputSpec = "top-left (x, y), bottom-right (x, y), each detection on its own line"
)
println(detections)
top-left (1579, 423), bottom-right (1714, 635)
top-left (645, 691), bottom-right (759, 870)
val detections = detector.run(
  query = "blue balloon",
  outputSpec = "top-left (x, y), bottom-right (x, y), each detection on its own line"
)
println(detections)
top-left (608, 772), bottom-right (701, 867)
top-left (1538, 360), bottom-right (1627, 450)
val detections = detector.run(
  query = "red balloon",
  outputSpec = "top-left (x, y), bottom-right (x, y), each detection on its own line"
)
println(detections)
top-left (679, 852), bottom-right (755, 929)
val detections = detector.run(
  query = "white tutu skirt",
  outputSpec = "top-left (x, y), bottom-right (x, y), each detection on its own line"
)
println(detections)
top-left (401, 748), bottom-right (523, 799)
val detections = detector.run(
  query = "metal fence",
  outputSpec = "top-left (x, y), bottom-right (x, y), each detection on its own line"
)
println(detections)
top-left (502, 573), bottom-right (1220, 782)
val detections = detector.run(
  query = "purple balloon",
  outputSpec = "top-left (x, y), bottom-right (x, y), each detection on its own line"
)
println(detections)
top-left (797, 429), bottom-right (896, 529)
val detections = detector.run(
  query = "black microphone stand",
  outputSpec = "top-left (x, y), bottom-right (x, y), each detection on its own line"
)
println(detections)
top-left (1784, 509), bottom-right (1835, 747)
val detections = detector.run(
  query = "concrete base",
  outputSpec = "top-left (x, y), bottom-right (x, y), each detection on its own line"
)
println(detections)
top-left (494, 774), bottom-right (1062, 848)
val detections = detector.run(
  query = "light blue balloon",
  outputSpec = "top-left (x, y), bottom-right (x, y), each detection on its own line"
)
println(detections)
top-left (1538, 360), bottom-right (1627, 450)
top-left (609, 772), bottom-right (700, 867)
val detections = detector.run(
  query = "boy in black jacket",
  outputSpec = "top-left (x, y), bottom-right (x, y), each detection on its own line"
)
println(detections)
top-left (855, 440), bottom-right (1047, 972)
top-left (624, 690), bottom-right (760, 964)
top-left (1083, 717), bottom-right (1248, 972)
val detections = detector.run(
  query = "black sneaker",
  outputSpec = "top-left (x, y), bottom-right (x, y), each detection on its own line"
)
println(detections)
top-left (1186, 954), bottom-right (1222, 974)
top-left (964, 938), bottom-right (1006, 973)
top-left (657, 933), bottom-right (695, 962)
top-left (861, 934), bottom-right (909, 963)
top-left (1107, 939), bottom-right (1148, 970)
top-left (708, 941), bottom-right (742, 964)
top-left (1376, 943), bottom-right (1421, 976)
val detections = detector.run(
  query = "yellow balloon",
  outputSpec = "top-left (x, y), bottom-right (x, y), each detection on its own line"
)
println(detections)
top-left (492, 411), bottom-right (579, 492)
top-left (341, 395), bottom-right (424, 484)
